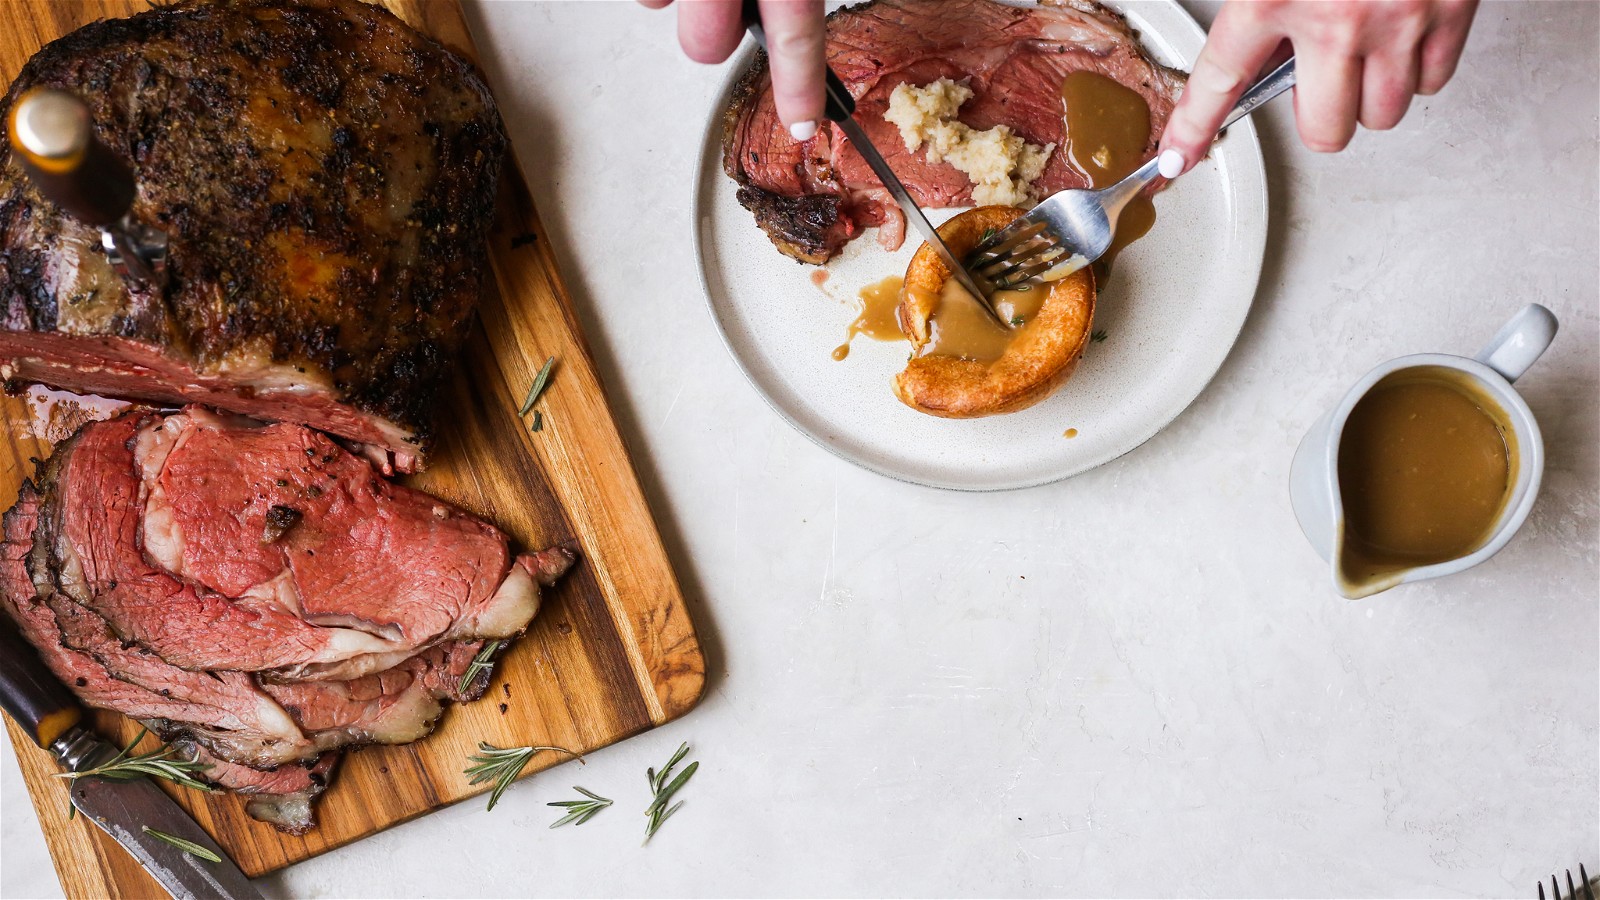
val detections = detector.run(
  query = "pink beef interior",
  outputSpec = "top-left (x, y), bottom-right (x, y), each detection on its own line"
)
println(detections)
top-left (0, 407), bottom-right (576, 833)
top-left (722, 0), bottom-right (1185, 263)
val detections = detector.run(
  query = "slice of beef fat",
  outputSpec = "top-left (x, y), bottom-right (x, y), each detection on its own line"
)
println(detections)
top-left (0, 0), bottom-right (508, 471)
top-left (722, 0), bottom-right (1185, 263)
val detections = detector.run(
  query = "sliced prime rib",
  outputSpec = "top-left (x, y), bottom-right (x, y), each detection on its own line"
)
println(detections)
top-left (173, 740), bottom-right (340, 836)
top-left (1, 408), bottom-right (575, 832)
top-left (0, 0), bottom-right (507, 471)
top-left (37, 407), bottom-right (569, 681)
top-left (5, 482), bottom-right (511, 758)
top-left (722, 0), bottom-right (1185, 263)
top-left (2, 487), bottom-right (308, 766)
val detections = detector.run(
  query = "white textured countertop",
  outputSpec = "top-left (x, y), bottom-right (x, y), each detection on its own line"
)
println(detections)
top-left (4, 2), bottom-right (1597, 897)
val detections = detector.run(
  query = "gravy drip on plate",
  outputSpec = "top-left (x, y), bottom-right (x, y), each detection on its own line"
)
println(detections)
top-left (1059, 71), bottom-right (1157, 277)
top-left (833, 276), bottom-right (906, 360)
top-left (1336, 367), bottom-right (1515, 584)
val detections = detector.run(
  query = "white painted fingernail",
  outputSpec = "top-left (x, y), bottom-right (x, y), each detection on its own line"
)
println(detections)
top-left (789, 120), bottom-right (818, 141)
top-left (1157, 149), bottom-right (1185, 179)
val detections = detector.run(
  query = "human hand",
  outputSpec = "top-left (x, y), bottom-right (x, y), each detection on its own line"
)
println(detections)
top-left (639, 0), bottom-right (826, 140)
top-left (1157, 0), bottom-right (1480, 177)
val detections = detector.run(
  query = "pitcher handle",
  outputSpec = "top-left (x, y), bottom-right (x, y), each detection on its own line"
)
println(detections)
top-left (1475, 304), bottom-right (1559, 383)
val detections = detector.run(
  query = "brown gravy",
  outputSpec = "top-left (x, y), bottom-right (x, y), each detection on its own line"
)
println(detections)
top-left (1059, 70), bottom-right (1158, 277)
top-left (917, 279), bottom-right (1044, 362)
top-left (1337, 367), bottom-right (1515, 583)
top-left (834, 275), bottom-right (907, 360)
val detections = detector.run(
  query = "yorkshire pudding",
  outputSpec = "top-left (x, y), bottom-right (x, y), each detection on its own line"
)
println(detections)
top-left (894, 207), bottom-right (1096, 418)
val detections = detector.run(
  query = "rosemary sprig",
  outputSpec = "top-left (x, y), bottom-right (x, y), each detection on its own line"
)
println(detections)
top-left (1010, 316), bottom-right (1025, 326)
top-left (464, 741), bottom-right (577, 811)
top-left (1091, 329), bottom-right (1108, 343)
top-left (54, 727), bottom-right (214, 793)
top-left (518, 356), bottom-right (556, 415)
top-left (643, 742), bottom-right (697, 844)
top-left (457, 640), bottom-right (504, 695)
top-left (142, 827), bottom-right (221, 863)
top-left (980, 227), bottom-right (996, 244)
top-left (547, 786), bottom-right (612, 828)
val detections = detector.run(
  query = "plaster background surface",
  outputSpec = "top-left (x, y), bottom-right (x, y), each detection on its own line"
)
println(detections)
top-left (4, 2), bottom-right (1596, 896)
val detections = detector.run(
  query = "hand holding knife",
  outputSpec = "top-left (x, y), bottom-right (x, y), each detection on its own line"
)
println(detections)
top-left (0, 624), bottom-right (261, 900)
top-left (739, 1), bottom-right (1010, 328)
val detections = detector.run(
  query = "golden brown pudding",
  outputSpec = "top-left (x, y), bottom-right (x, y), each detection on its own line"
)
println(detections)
top-left (893, 206), bottom-right (1096, 418)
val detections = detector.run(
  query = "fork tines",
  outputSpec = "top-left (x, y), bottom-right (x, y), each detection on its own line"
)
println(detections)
top-left (965, 220), bottom-right (1066, 290)
top-left (1539, 864), bottom-right (1595, 900)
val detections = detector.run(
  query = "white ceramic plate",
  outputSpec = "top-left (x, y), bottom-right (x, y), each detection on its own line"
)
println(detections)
top-left (693, 0), bottom-right (1268, 491)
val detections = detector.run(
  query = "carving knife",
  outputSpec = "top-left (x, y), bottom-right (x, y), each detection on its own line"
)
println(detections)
top-left (741, 8), bottom-right (1008, 326)
top-left (0, 623), bottom-right (262, 900)
top-left (7, 87), bottom-right (169, 288)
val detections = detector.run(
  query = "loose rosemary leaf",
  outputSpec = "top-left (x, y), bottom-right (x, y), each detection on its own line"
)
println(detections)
top-left (464, 742), bottom-right (578, 812)
top-left (457, 640), bottom-right (504, 696)
top-left (142, 827), bottom-right (221, 863)
top-left (518, 357), bottom-right (557, 415)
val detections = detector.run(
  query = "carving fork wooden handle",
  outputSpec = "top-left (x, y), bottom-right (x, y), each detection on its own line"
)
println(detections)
top-left (8, 86), bottom-right (137, 228)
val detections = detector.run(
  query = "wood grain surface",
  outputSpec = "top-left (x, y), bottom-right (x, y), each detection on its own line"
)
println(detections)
top-left (0, 1), bottom-right (705, 896)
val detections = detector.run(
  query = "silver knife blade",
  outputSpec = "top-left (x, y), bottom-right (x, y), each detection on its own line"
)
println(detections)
top-left (826, 114), bottom-right (999, 312)
top-left (65, 743), bottom-right (262, 900)
top-left (742, 21), bottom-right (1005, 323)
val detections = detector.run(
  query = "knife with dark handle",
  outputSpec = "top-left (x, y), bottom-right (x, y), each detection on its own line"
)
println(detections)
top-left (740, 1), bottom-right (1009, 326)
top-left (6, 86), bottom-right (168, 287)
top-left (0, 623), bottom-right (262, 900)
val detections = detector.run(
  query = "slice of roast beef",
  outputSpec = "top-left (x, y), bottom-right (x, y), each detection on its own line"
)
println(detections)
top-left (45, 595), bottom-right (320, 767)
top-left (173, 739), bottom-right (340, 836)
top-left (2, 402), bottom-right (574, 833)
top-left (38, 408), bottom-right (570, 680)
top-left (0, 0), bottom-right (507, 470)
top-left (722, 0), bottom-right (1185, 263)
top-left (1, 487), bottom-right (307, 767)
top-left (36, 414), bottom-right (401, 677)
top-left (135, 408), bottom-right (547, 651)
top-left (260, 656), bottom-right (444, 747)
top-left (8, 480), bottom-right (499, 774)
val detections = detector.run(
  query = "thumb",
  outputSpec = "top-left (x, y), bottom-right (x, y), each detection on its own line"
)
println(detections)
top-left (1159, 7), bottom-right (1283, 177)
top-left (758, 0), bottom-right (826, 138)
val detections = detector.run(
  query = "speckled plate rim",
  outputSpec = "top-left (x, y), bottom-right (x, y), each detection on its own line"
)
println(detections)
top-left (692, 0), bottom-right (1269, 492)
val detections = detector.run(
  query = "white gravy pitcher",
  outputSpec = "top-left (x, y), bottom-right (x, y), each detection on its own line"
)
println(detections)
top-left (1289, 304), bottom-right (1560, 599)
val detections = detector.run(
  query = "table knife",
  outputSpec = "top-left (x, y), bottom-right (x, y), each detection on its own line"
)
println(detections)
top-left (7, 86), bottom-right (168, 288)
top-left (741, 6), bottom-right (1008, 326)
top-left (0, 623), bottom-right (262, 900)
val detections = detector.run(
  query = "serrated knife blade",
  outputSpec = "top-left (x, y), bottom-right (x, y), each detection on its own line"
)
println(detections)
top-left (65, 744), bottom-right (262, 900)
top-left (1, 621), bottom-right (260, 900)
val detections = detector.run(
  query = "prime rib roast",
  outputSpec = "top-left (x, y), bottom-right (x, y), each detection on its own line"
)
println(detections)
top-left (0, 0), bottom-right (507, 472)
top-left (722, 0), bottom-right (1184, 263)
top-left (2, 407), bottom-right (573, 833)
top-left (0, 0), bottom-right (536, 832)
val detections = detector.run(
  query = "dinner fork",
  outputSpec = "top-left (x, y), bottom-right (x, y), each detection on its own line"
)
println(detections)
top-left (967, 56), bottom-right (1298, 290)
top-left (1539, 864), bottom-right (1596, 900)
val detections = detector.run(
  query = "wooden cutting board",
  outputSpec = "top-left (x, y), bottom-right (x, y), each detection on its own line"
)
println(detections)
top-left (0, 1), bottom-right (705, 896)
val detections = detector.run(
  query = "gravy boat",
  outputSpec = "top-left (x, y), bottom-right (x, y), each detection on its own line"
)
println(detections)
top-left (1289, 304), bottom-right (1559, 599)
